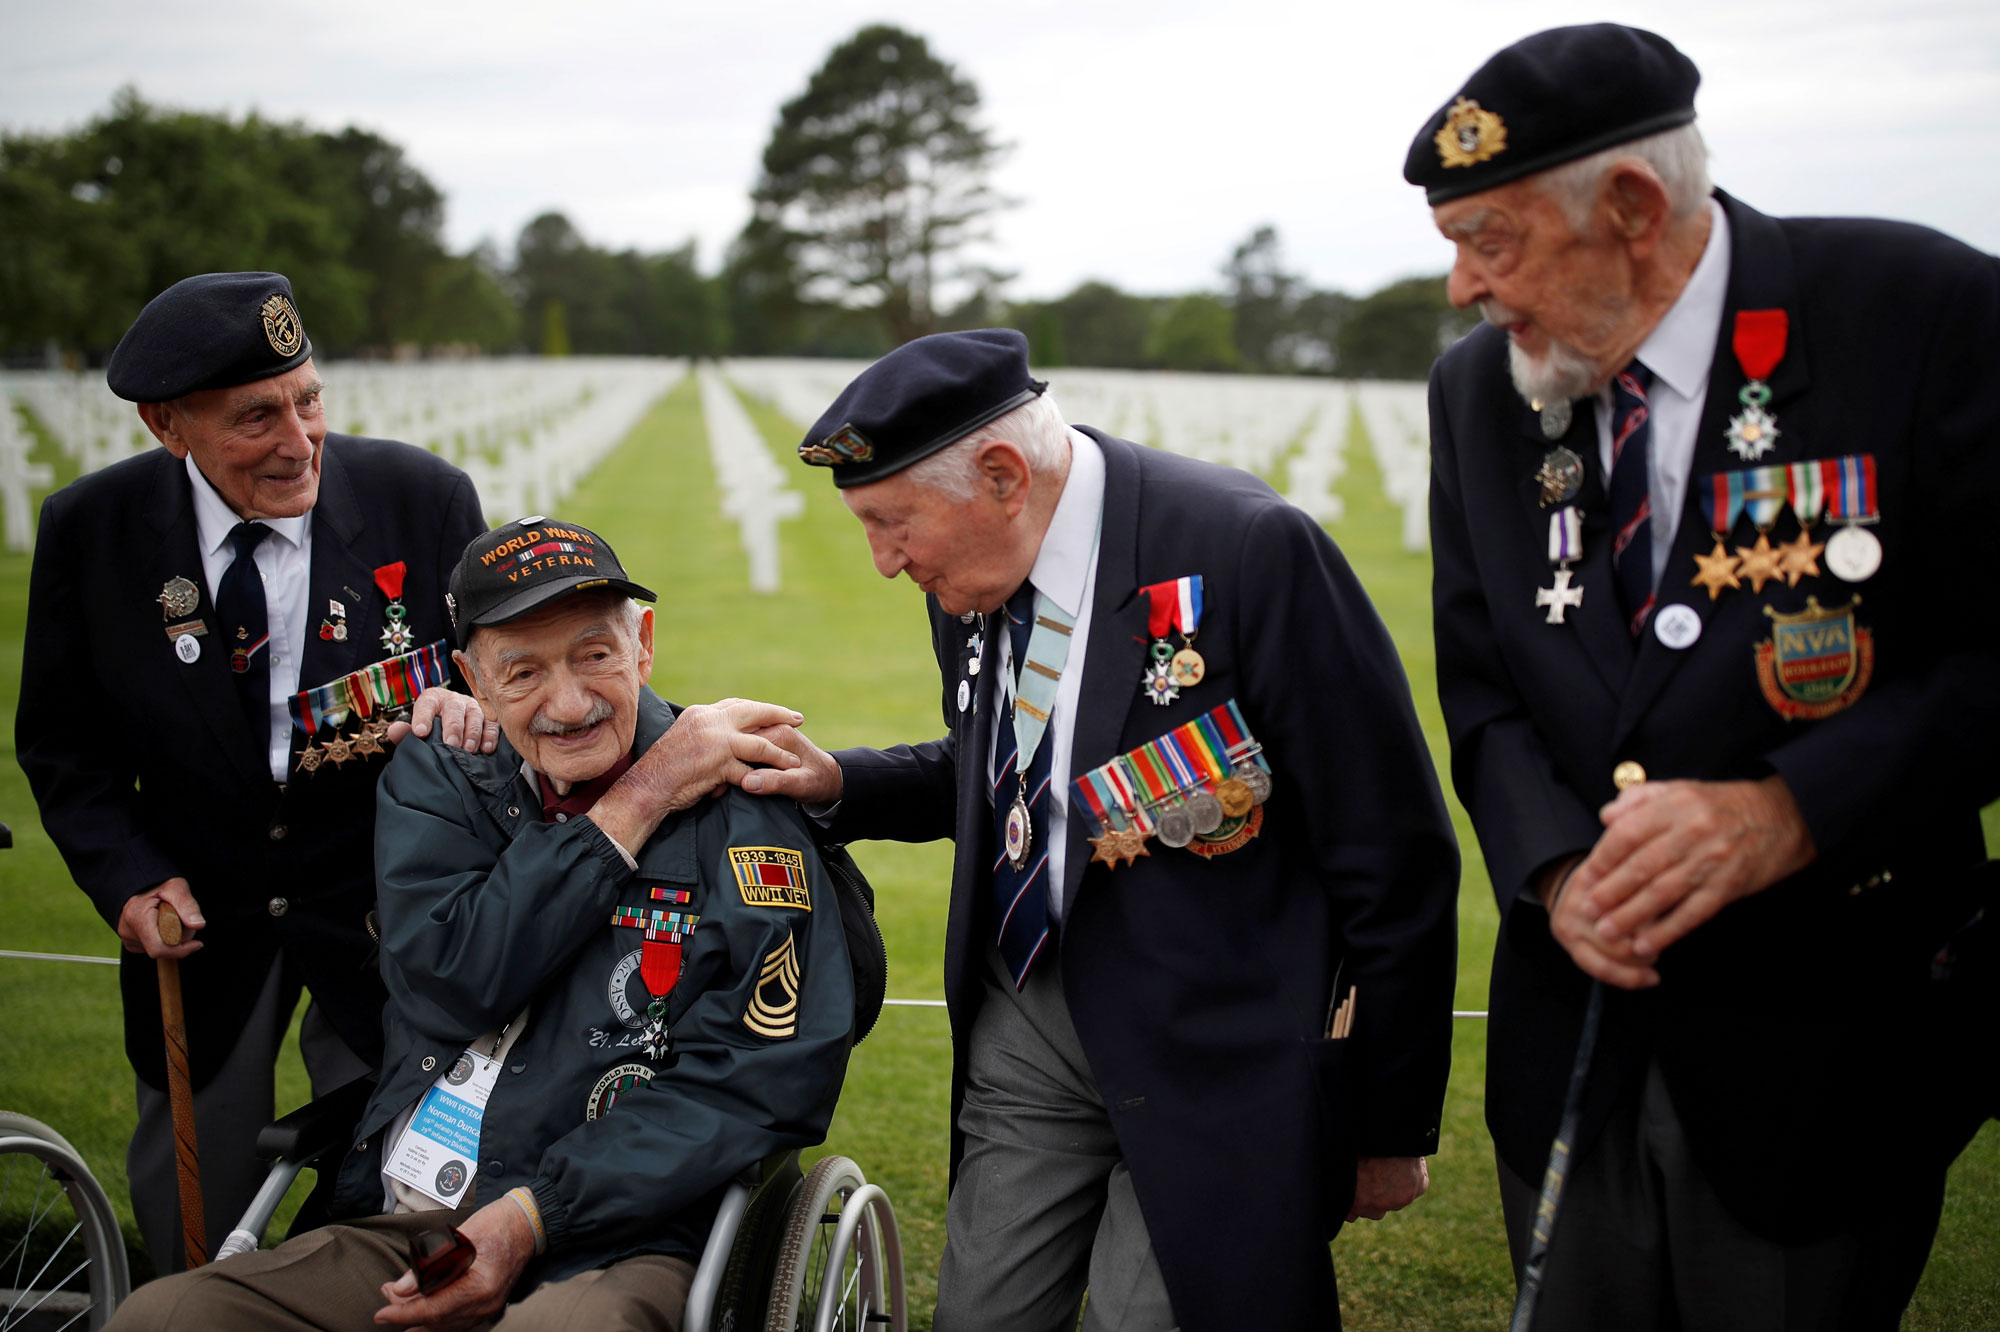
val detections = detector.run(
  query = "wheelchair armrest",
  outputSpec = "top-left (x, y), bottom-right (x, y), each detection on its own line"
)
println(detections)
top-left (742, 1149), bottom-right (801, 1198)
top-left (255, 1075), bottom-right (377, 1165)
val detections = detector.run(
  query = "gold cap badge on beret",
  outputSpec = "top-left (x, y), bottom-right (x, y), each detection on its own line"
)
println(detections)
top-left (1435, 96), bottom-right (1508, 169)
top-left (798, 423), bottom-right (876, 467)
top-left (261, 293), bottom-right (304, 356)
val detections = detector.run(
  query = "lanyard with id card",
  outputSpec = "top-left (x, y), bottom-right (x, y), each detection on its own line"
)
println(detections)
top-left (384, 1045), bottom-right (502, 1206)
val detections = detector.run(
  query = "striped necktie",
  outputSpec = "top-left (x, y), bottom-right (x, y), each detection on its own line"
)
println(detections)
top-left (1607, 362), bottom-right (1655, 636)
top-left (990, 582), bottom-right (1052, 987)
top-left (218, 521), bottom-right (273, 756)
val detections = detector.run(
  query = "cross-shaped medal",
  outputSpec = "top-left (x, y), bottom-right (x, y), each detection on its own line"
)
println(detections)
top-left (1536, 568), bottom-right (1585, 624)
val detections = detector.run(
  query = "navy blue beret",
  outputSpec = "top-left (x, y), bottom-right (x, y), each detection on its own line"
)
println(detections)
top-left (1405, 24), bottom-right (1700, 207)
top-left (799, 329), bottom-right (1048, 489)
top-left (106, 271), bottom-right (315, 403)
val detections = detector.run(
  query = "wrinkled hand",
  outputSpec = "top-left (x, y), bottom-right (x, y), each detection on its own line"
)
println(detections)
top-left (389, 687), bottom-right (499, 754)
top-left (588, 699), bottom-right (807, 852)
top-left (1349, 1156), bottom-right (1429, 1221)
top-left (375, 1199), bottom-right (534, 1331)
top-left (739, 722), bottom-right (842, 804)
top-left (1564, 776), bottom-right (1815, 984)
top-left (116, 878), bottom-right (204, 960)
top-left (1540, 853), bottom-right (1660, 990)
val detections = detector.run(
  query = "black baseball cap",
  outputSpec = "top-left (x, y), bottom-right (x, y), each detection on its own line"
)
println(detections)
top-left (1405, 24), bottom-right (1701, 206)
top-left (447, 517), bottom-right (656, 649)
top-left (107, 271), bottom-right (316, 402)
top-left (798, 329), bottom-right (1048, 489)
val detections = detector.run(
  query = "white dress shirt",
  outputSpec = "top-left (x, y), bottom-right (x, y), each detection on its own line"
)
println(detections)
top-left (990, 428), bottom-right (1105, 922)
top-left (1592, 197), bottom-right (1732, 589)
top-left (186, 456), bottom-right (312, 783)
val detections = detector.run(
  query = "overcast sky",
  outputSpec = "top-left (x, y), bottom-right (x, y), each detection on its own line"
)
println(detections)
top-left (4, 0), bottom-right (1996, 301)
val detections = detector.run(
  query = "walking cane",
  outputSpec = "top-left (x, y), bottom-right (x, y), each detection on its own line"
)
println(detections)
top-left (156, 902), bottom-right (206, 1268)
top-left (1507, 979), bottom-right (1603, 1332)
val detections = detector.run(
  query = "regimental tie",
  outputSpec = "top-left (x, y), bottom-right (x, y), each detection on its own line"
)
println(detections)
top-left (217, 521), bottom-right (273, 754)
top-left (990, 581), bottom-right (1070, 988)
top-left (1607, 362), bottom-right (1656, 636)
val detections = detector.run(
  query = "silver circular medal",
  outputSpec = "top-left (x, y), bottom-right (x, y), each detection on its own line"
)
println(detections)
top-left (1004, 793), bottom-right (1032, 869)
top-left (1652, 603), bottom-right (1702, 651)
top-left (173, 632), bottom-right (201, 664)
top-left (1154, 805), bottom-right (1195, 849)
top-left (1184, 790), bottom-right (1224, 835)
top-left (1824, 526), bottom-right (1882, 582)
top-left (1538, 399), bottom-right (1574, 441)
top-left (1231, 764), bottom-right (1273, 804)
top-left (1534, 446), bottom-right (1584, 507)
top-left (158, 576), bottom-right (200, 619)
top-left (957, 679), bottom-right (971, 712)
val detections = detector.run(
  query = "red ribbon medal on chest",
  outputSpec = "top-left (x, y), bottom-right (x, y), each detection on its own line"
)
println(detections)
top-left (1725, 309), bottom-right (1789, 462)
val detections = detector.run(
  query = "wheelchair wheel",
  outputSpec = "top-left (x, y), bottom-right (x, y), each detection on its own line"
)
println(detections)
top-left (0, 1111), bottom-right (131, 1331)
top-left (762, 1154), bottom-right (905, 1332)
top-left (711, 1156), bottom-right (803, 1332)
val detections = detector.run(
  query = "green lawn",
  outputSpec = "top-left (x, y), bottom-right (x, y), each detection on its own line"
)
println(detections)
top-left (0, 375), bottom-right (1993, 1328)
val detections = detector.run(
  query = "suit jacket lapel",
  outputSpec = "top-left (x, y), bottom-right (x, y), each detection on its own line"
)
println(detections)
top-left (1063, 429), bottom-right (1151, 903)
top-left (147, 453), bottom-right (270, 786)
top-left (1614, 192), bottom-right (1812, 744)
top-left (1518, 404), bottom-right (1634, 694)
top-left (300, 445), bottom-right (383, 694)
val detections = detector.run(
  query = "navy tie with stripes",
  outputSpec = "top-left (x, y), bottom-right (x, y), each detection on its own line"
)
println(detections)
top-left (1607, 362), bottom-right (1656, 636)
top-left (991, 582), bottom-right (1052, 987)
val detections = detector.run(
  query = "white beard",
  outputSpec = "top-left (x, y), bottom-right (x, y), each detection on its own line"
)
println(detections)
top-left (1506, 334), bottom-right (1604, 406)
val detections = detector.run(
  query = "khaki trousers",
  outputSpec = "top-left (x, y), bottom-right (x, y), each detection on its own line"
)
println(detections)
top-left (105, 1208), bottom-right (693, 1332)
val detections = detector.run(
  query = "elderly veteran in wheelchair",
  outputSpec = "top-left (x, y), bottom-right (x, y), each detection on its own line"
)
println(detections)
top-left (108, 517), bottom-right (854, 1332)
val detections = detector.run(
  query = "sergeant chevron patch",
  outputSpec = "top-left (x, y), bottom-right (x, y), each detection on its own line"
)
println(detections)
top-left (743, 933), bottom-right (801, 1039)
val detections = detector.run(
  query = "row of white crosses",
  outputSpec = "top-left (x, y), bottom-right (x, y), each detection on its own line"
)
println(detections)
top-left (697, 364), bottom-right (803, 594)
top-left (0, 395), bottom-right (56, 552)
top-left (0, 359), bottom-right (688, 541)
top-left (1350, 382), bottom-right (1434, 554)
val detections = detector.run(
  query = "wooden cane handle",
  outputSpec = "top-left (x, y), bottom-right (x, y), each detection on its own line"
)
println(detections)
top-left (155, 902), bottom-right (206, 1267)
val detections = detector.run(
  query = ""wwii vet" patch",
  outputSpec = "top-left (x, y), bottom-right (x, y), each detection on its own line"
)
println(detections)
top-left (729, 846), bottom-right (812, 911)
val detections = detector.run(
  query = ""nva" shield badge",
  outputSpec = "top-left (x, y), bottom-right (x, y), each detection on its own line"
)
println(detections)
top-left (1754, 596), bottom-right (1874, 721)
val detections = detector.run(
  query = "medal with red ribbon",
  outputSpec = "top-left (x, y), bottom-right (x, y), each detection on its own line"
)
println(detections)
top-left (1138, 575), bottom-right (1205, 706)
top-left (612, 890), bottom-right (697, 1063)
top-left (375, 561), bottom-right (415, 653)
top-left (1726, 309), bottom-right (1788, 462)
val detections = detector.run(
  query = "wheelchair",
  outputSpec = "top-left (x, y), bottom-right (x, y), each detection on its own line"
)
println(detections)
top-left (208, 1076), bottom-right (907, 1332)
top-left (0, 1111), bottom-right (132, 1332)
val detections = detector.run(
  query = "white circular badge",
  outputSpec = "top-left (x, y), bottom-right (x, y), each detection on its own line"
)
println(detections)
top-left (957, 679), bottom-right (971, 713)
top-left (1824, 526), bottom-right (1882, 582)
top-left (173, 633), bottom-right (201, 664)
top-left (1653, 603), bottom-right (1702, 651)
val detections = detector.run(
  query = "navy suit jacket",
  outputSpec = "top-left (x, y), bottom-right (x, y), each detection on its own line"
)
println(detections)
top-left (830, 430), bottom-right (1460, 1331)
top-left (1428, 192), bottom-right (2000, 1239)
top-left (18, 436), bottom-right (484, 1090)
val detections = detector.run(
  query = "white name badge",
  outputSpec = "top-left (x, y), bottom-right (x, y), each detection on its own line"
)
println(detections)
top-left (383, 1048), bottom-right (502, 1206)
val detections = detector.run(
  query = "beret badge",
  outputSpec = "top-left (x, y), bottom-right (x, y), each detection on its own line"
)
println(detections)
top-left (261, 293), bottom-right (304, 357)
top-left (798, 423), bottom-right (876, 467)
top-left (1435, 96), bottom-right (1508, 169)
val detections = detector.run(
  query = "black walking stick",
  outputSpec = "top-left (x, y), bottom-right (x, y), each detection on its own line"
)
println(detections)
top-left (1508, 979), bottom-right (1604, 1332)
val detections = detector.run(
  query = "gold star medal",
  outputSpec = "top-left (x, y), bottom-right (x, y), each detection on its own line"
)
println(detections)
top-left (1691, 470), bottom-right (1745, 600)
top-left (1691, 539), bottom-right (1743, 601)
top-left (295, 742), bottom-right (324, 775)
top-left (1736, 469), bottom-right (1791, 594)
top-left (1777, 531), bottom-right (1825, 586)
top-left (351, 726), bottom-right (386, 758)
top-left (322, 734), bottom-right (355, 767)
top-left (1734, 533), bottom-right (1787, 595)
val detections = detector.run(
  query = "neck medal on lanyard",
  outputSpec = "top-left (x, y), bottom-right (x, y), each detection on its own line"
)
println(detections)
top-left (610, 888), bottom-right (697, 1063)
top-left (1536, 507), bottom-right (1585, 624)
top-left (1821, 454), bottom-right (1882, 582)
top-left (1004, 589), bottom-right (1078, 871)
top-left (1734, 465), bottom-right (1790, 594)
top-left (1726, 309), bottom-right (1787, 462)
top-left (1138, 575), bottom-right (1205, 705)
top-left (375, 561), bottom-right (415, 653)
top-left (1692, 471), bottom-right (1747, 601)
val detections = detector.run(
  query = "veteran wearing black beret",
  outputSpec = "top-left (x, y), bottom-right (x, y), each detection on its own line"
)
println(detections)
top-left (1410, 23), bottom-right (2000, 1330)
top-left (16, 272), bottom-right (489, 1272)
top-left (742, 328), bottom-right (1461, 1331)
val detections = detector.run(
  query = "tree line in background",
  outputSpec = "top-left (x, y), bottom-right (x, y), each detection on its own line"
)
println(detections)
top-left (0, 27), bottom-right (1476, 379)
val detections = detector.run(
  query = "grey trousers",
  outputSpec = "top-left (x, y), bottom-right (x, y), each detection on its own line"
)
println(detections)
top-left (1498, 1061), bottom-right (1933, 1332)
top-left (935, 943), bottom-right (1177, 1332)
top-left (104, 1204), bottom-right (693, 1331)
top-left (130, 955), bottom-right (372, 1273)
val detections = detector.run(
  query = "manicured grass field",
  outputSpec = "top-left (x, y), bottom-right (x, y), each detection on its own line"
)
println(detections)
top-left (1, 374), bottom-right (1994, 1328)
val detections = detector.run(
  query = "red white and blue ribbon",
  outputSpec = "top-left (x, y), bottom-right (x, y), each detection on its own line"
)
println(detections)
top-left (1139, 575), bottom-right (1204, 641)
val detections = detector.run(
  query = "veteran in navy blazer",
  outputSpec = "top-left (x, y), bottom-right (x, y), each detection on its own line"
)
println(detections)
top-left (747, 330), bottom-right (1460, 1331)
top-left (17, 273), bottom-right (486, 1270)
top-left (1413, 25), bottom-right (2000, 1330)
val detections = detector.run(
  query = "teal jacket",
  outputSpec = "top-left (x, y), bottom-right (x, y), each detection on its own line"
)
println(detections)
top-left (332, 688), bottom-right (853, 1290)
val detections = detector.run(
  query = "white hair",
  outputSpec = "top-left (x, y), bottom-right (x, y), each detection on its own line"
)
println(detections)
top-left (1537, 122), bottom-right (1712, 232)
top-left (901, 390), bottom-right (1071, 502)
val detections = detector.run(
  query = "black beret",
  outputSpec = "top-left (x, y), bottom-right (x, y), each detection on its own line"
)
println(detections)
top-left (447, 516), bottom-right (656, 650)
top-left (106, 271), bottom-right (315, 403)
top-left (1405, 24), bottom-right (1700, 207)
top-left (798, 329), bottom-right (1048, 489)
